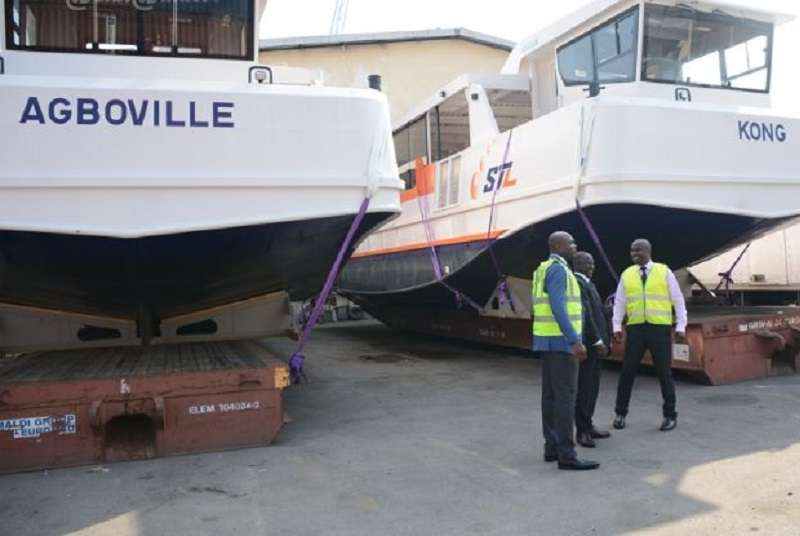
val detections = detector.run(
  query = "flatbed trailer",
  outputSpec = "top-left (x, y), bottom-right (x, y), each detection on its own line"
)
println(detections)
top-left (0, 340), bottom-right (290, 474)
top-left (607, 306), bottom-right (800, 385)
top-left (384, 305), bottom-right (800, 385)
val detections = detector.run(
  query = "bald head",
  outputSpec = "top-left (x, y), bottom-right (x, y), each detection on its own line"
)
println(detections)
top-left (630, 238), bottom-right (652, 266)
top-left (549, 231), bottom-right (577, 261)
top-left (574, 251), bottom-right (595, 278)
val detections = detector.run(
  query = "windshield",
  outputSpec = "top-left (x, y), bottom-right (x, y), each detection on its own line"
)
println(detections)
top-left (4, 0), bottom-right (254, 60)
top-left (642, 4), bottom-right (772, 92)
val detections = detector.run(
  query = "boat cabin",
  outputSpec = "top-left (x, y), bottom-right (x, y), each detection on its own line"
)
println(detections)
top-left (392, 0), bottom-right (791, 192)
top-left (506, 0), bottom-right (788, 113)
top-left (392, 73), bottom-right (533, 192)
top-left (0, 0), bottom-right (286, 80)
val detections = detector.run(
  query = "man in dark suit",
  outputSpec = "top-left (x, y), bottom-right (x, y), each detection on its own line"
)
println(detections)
top-left (573, 252), bottom-right (612, 448)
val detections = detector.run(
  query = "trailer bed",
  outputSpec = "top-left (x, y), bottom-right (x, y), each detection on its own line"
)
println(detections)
top-left (0, 340), bottom-right (290, 474)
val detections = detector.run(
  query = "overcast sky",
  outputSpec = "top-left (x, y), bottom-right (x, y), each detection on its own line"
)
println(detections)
top-left (260, 0), bottom-right (800, 110)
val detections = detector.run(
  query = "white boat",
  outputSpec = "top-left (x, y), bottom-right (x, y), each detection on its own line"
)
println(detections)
top-left (339, 0), bottom-right (800, 346)
top-left (0, 0), bottom-right (402, 351)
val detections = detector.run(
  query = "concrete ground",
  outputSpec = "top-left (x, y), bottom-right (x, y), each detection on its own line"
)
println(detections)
top-left (1, 321), bottom-right (799, 536)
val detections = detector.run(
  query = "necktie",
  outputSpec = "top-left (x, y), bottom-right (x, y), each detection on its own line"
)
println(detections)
top-left (640, 265), bottom-right (648, 284)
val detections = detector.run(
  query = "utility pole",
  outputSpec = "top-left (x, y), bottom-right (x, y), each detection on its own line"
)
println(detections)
top-left (329, 0), bottom-right (350, 35)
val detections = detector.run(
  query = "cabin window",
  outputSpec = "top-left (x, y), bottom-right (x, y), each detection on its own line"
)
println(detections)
top-left (557, 34), bottom-right (594, 85)
top-left (557, 7), bottom-right (639, 86)
top-left (4, 0), bottom-right (254, 60)
top-left (447, 155), bottom-right (461, 206)
top-left (642, 5), bottom-right (772, 92)
top-left (487, 89), bottom-right (533, 132)
top-left (429, 92), bottom-right (471, 163)
top-left (436, 160), bottom-right (451, 209)
top-left (393, 115), bottom-right (427, 190)
top-left (399, 169), bottom-right (416, 191)
top-left (435, 155), bottom-right (461, 209)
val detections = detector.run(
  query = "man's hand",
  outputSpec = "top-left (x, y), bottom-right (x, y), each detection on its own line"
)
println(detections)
top-left (572, 342), bottom-right (587, 361)
top-left (675, 331), bottom-right (687, 344)
top-left (613, 331), bottom-right (624, 345)
top-left (596, 343), bottom-right (608, 358)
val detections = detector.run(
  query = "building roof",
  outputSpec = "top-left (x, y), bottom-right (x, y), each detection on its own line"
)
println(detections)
top-left (259, 28), bottom-right (515, 52)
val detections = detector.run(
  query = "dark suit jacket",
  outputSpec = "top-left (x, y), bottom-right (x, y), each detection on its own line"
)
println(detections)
top-left (576, 274), bottom-right (611, 348)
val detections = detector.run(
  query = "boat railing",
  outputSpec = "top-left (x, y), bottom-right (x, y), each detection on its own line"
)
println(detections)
top-left (248, 65), bottom-right (273, 85)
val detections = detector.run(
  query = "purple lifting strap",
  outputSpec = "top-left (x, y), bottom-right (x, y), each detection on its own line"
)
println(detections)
top-left (716, 242), bottom-right (751, 293)
top-left (289, 197), bottom-right (371, 384)
top-left (415, 168), bottom-right (483, 312)
top-left (575, 199), bottom-right (619, 284)
top-left (485, 130), bottom-right (515, 310)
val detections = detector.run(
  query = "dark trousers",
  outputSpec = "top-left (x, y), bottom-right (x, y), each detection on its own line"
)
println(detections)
top-left (541, 351), bottom-right (579, 461)
top-left (614, 324), bottom-right (677, 419)
top-left (575, 346), bottom-right (602, 434)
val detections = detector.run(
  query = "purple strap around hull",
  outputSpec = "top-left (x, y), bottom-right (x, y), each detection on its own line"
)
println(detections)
top-left (415, 169), bottom-right (483, 312)
top-left (289, 197), bottom-right (371, 384)
top-left (575, 199), bottom-right (619, 284)
top-left (485, 130), bottom-right (515, 311)
top-left (715, 242), bottom-right (751, 294)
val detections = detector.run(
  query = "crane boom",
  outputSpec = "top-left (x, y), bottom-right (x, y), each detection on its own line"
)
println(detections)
top-left (329, 0), bottom-right (350, 35)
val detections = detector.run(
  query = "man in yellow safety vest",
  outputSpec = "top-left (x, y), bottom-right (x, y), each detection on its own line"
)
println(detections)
top-left (532, 231), bottom-right (598, 471)
top-left (612, 238), bottom-right (687, 432)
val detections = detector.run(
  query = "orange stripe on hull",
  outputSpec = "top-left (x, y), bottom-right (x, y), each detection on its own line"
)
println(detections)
top-left (352, 229), bottom-right (507, 259)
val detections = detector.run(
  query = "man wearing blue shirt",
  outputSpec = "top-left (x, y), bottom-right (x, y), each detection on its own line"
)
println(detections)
top-left (532, 231), bottom-right (599, 470)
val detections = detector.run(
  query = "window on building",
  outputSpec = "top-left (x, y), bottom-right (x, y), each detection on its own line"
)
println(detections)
top-left (557, 7), bottom-right (640, 86)
top-left (4, 0), bottom-right (254, 59)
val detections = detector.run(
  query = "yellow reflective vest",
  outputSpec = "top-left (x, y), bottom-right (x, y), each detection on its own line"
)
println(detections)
top-left (622, 263), bottom-right (673, 326)
top-left (532, 258), bottom-right (583, 337)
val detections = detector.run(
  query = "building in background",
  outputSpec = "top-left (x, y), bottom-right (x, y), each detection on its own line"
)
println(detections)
top-left (259, 29), bottom-right (514, 120)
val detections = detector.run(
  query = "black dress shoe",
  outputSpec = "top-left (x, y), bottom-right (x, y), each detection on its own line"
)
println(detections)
top-left (544, 452), bottom-right (558, 463)
top-left (613, 415), bottom-right (626, 430)
top-left (558, 458), bottom-right (599, 471)
top-left (589, 428), bottom-right (611, 439)
top-left (577, 432), bottom-right (596, 448)
top-left (660, 418), bottom-right (677, 431)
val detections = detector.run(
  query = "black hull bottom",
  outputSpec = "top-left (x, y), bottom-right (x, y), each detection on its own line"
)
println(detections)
top-left (0, 212), bottom-right (390, 321)
top-left (340, 204), bottom-right (794, 317)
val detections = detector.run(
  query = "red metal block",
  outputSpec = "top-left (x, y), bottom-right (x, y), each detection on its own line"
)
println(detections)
top-left (380, 305), bottom-right (800, 385)
top-left (605, 307), bottom-right (800, 384)
top-left (0, 340), bottom-right (290, 474)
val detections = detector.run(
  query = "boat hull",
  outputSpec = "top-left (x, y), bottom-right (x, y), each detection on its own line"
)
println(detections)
top-left (0, 211), bottom-right (391, 321)
top-left (340, 203), bottom-right (794, 315)
top-left (0, 72), bottom-right (402, 336)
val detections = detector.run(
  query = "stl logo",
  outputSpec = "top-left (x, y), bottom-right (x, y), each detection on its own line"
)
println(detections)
top-left (482, 162), bottom-right (516, 194)
top-left (470, 150), bottom-right (517, 200)
top-left (469, 155), bottom-right (487, 200)
top-left (469, 145), bottom-right (517, 201)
